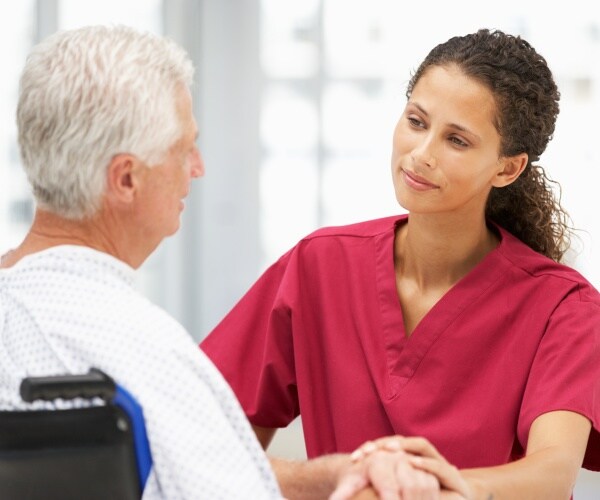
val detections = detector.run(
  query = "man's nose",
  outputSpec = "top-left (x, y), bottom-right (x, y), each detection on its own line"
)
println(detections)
top-left (190, 149), bottom-right (205, 178)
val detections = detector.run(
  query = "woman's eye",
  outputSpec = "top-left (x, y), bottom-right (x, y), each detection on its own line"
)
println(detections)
top-left (449, 136), bottom-right (468, 147)
top-left (407, 116), bottom-right (425, 128)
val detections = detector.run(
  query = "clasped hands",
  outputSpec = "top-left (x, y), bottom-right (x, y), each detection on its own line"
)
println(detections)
top-left (330, 436), bottom-right (473, 500)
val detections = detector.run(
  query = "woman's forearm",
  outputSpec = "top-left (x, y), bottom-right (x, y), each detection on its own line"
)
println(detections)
top-left (462, 446), bottom-right (581, 500)
top-left (462, 412), bottom-right (591, 500)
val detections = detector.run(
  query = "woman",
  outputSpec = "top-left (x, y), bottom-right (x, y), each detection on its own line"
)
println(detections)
top-left (202, 29), bottom-right (600, 499)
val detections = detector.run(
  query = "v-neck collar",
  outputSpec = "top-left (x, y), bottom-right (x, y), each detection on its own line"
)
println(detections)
top-left (374, 215), bottom-right (507, 398)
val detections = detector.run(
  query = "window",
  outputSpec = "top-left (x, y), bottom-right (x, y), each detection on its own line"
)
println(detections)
top-left (258, 0), bottom-right (600, 288)
top-left (0, 1), bottom-right (36, 251)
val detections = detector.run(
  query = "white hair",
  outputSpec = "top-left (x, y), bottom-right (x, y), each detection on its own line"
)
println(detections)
top-left (17, 24), bottom-right (194, 219)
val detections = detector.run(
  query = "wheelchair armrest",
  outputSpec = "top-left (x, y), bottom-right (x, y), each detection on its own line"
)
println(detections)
top-left (20, 368), bottom-right (116, 402)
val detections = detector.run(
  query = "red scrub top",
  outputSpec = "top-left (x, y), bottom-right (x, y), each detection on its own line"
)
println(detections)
top-left (201, 215), bottom-right (600, 471)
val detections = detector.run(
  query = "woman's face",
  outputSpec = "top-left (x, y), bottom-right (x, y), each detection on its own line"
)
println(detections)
top-left (391, 64), bottom-right (508, 218)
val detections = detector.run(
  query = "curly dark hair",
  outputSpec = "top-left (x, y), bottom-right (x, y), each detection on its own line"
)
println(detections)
top-left (406, 29), bottom-right (572, 262)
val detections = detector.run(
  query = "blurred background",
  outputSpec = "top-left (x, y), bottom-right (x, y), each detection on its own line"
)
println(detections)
top-left (1, 1), bottom-right (598, 496)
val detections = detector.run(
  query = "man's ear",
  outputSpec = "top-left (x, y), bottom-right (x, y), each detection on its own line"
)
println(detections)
top-left (105, 154), bottom-right (139, 204)
top-left (492, 152), bottom-right (528, 188)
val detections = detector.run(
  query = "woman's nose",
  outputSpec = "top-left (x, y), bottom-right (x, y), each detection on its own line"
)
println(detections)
top-left (411, 135), bottom-right (437, 169)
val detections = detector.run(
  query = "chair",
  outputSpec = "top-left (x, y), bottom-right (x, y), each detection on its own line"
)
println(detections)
top-left (0, 368), bottom-right (152, 500)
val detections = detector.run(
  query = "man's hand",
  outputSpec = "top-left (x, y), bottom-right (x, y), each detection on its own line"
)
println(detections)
top-left (330, 447), bottom-right (440, 500)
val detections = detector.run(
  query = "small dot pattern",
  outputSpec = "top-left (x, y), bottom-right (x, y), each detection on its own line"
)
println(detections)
top-left (0, 245), bottom-right (281, 499)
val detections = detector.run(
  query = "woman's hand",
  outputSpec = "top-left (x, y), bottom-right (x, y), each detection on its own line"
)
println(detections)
top-left (330, 445), bottom-right (440, 500)
top-left (348, 436), bottom-right (472, 499)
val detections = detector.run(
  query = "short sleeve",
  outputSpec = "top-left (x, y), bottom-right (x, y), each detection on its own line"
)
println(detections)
top-left (201, 249), bottom-right (300, 428)
top-left (517, 289), bottom-right (600, 470)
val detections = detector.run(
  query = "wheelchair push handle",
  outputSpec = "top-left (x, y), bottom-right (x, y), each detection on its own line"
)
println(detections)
top-left (20, 368), bottom-right (116, 402)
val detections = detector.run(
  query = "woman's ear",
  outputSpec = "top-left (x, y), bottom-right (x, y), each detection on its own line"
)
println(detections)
top-left (105, 154), bottom-right (139, 204)
top-left (492, 152), bottom-right (528, 188)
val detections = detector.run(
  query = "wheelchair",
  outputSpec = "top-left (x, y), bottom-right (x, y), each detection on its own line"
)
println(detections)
top-left (0, 369), bottom-right (152, 500)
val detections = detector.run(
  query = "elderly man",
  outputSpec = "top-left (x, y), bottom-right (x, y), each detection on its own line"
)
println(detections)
top-left (0, 25), bottom-right (280, 499)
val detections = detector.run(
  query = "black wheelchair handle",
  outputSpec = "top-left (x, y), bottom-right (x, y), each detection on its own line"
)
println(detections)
top-left (19, 368), bottom-right (116, 403)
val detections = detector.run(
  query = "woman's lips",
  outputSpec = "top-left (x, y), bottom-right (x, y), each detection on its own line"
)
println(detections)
top-left (401, 169), bottom-right (439, 191)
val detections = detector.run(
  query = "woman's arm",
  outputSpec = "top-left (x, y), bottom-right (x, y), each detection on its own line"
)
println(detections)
top-left (386, 410), bottom-right (591, 500)
top-left (253, 425), bottom-right (277, 449)
top-left (460, 410), bottom-right (591, 499)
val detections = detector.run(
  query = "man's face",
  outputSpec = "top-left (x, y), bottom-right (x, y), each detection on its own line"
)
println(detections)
top-left (135, 86), bottom-right (204, 243)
